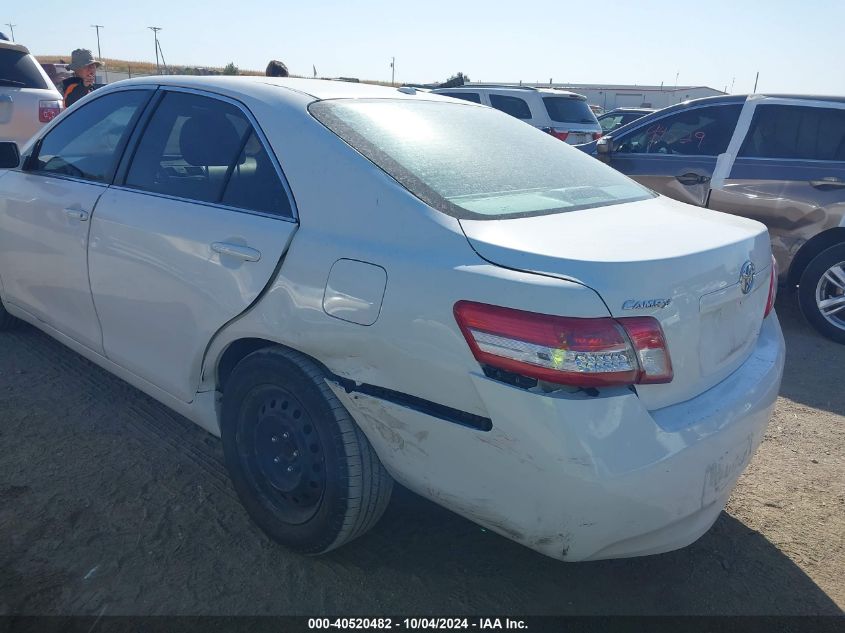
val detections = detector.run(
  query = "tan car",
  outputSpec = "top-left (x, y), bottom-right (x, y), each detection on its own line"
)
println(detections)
top-left (587, 94), bottom-right (845, 343)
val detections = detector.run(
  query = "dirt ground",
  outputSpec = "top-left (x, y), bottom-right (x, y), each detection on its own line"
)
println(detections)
top-left (0, 291), bottom-right (842, 616)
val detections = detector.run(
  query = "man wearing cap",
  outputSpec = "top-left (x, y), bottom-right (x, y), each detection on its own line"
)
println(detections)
top-left (62, 49), bottom-right (102, 108)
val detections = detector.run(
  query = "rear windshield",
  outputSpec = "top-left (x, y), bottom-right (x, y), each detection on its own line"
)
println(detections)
top-left (310, 99), bottom-right (652, 220)
top-left (543, 97), bottom-right (598, 124)
top-left (0, 49), bottom-right (50, 89)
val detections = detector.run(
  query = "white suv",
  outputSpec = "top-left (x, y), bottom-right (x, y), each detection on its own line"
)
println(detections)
top-left (0, 41), bottom-right (63, 146)
top-left (432, 85), bottom-right (601, 144)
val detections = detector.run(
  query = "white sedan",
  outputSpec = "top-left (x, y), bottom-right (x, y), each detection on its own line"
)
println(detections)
top-left (0, 77), bottom-right (784, 561)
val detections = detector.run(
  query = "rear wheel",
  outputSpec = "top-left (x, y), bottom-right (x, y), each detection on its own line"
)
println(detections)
top-left (221, 346), bottom-right (393, 554)
top-left (798, 243), bottom-right (845, 344)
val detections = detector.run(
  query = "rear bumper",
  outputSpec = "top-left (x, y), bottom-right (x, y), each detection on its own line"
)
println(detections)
top-left (332, 313), bottom-right (785, 561)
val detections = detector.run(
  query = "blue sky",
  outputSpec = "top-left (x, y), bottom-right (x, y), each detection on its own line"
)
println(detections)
top-left (6, 0), bottom-right (843, 94)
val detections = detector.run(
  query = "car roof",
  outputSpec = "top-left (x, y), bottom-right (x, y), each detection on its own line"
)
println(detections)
top-left (0, 40), bottom-right (30, 54)
top-left (102, 75), bottom-right (471, 105)
top-left (645, 93), bottom-right (845, 115)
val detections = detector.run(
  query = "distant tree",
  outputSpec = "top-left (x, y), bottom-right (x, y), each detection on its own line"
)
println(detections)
top-left (440, 72), bottom-right (469, 88)
top-left (223, 62), bottom-right (239, 76)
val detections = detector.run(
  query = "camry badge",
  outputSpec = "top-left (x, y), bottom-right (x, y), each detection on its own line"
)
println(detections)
top-left (622, 298), bottom-right (672, 310)
top-left (739, 261), bottom-right (756, 295)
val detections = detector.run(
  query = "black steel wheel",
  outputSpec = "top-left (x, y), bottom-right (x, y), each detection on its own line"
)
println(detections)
top-left (221, 346), bottom-right (393, 554)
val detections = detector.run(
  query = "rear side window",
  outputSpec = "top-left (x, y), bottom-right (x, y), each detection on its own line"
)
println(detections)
top-left (489, 94), bottom-right (532, 120)
top-left (739, 104), bottom-right (845, 161)
top-left (126, 91), bottom-right (291, 216)
top-left (542, 97), bottom-right (597, 124)
top-left (0, 49), bottom-right (50, 89)
top-left (614, 104), bottom-right (742, 156)
top-left (221, 131), bottom-right (292, 216)
top-left (31, 90), bottom-right (149, 182)
top-left (126, 92), bottom-right (250, 203)
top-left (439, 92), bottom-right (481, 104)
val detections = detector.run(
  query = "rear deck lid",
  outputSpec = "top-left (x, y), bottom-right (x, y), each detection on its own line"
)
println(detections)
top-left (460, 195), bottom-right (772, 410)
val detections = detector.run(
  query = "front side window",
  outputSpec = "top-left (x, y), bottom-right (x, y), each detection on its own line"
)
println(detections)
top-left (310, 99), bottom-right (652, 220)
top-left (614, 104), bottom-right (742, 156)
top-left (739, 104), bottom-right (845, 161)
top-left (489, 94), bottom-right (532, 120)
top-left (125, 91), bottom-right (291, 216)
top-left (30, 89), bottom-right (149, 182)
top-left (439, 92), bottom-right (481, 104)
top-left (599, 113), bottom-right (625, 132)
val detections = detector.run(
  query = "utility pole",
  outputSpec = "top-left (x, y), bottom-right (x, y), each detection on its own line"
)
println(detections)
top-left (730, 76), bottom-right (735, 93)
top-left (5, 23), bottom-right (15, 41)
top-left (390, 57), bottom-right (395, 85)
top-left (753, 71), bottom-right (759, 94)
top-left (148, 26), bottom-right (162, 75)
top-left (91, 24), bottom-right (107, 83)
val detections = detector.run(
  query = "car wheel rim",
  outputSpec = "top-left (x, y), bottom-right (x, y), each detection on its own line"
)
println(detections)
top-left (815, 261), bottom-right (845, 330)
top-left (238, 387), bottom-right (326, 524)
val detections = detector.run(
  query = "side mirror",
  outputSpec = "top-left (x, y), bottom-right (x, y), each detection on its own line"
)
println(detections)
top-left (0, 142), bottom-right (20, 169)
top-left (595, 136), bottom-right (612, 163)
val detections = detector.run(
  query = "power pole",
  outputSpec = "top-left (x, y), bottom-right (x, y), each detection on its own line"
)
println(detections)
top-left (91, 24), bottom-right (107, 83)
top-left (148, 26), bottom-right (162, 75)
top-left (390, 57), bottom-right (395, 85)
top-left (753, 71), bottom-right (759, 94)
top-left (5, 23), bottom-right (15, 41)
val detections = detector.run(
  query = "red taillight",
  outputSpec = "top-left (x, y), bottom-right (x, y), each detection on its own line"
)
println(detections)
top-left (543, 128), bottom-right (569, 142)
top-left (39, 99), bottom-right (62, 123)
top-left (592, 131), bottom-right (603, 140)
top-left (453, 301), bottom-right (673, 387)
top-left (764, 255), bottom-right (778, 318)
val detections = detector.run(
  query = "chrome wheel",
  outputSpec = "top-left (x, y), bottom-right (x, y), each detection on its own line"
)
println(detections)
top-left (815, 261), bottom-right (845, 331)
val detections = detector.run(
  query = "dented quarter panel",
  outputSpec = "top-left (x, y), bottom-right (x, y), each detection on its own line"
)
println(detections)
top-left (327, 315), bottom-right (784, 561)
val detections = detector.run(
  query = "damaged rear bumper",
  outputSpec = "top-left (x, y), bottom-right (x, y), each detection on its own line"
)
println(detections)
top-left (328, 313), bottom-right (785, 561)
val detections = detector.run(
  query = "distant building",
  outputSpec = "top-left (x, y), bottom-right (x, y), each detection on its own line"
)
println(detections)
top-left (469, 82), bottom-right (726, 111)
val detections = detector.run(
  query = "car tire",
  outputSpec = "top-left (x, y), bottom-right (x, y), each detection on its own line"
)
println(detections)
top-left (798, 243), bottom-right (845, 344)
top-left (221, 346), bottom-right (393, 554)
top-left (0, 299), bottom-right (19, 331)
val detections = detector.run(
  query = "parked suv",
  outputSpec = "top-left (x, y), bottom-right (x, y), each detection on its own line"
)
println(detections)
top-left (432, 85), bottom-right (601, 145)
top-left (582, 94), bottom-right (845, 343)
top-left (0, 41), bottom-right (63, 145)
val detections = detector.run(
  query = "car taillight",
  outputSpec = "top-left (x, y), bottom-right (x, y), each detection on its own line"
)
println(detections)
top-left (542, 127), bottom-right (569, 142)
top-left (39, 100), bottom-right (62, 123)
top-left (764, 255), bottom-right (778, 318)
top-left (453, 301), bottom-right (673, 387)
top-left (592, 131), bottom-right (603, 140)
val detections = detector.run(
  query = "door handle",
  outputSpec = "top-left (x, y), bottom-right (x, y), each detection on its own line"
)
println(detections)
top-left (810, 177), bottom-right (845, 189)
top-left (64, 208), bottom-right (89, 221)
top-left (211, 242), bottom-right (261, 262)
top-left (676, 173), bottom-right (710, 186)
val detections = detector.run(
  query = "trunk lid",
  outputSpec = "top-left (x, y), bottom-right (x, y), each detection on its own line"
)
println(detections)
top-left (460, 195), bottom-right (772, 410)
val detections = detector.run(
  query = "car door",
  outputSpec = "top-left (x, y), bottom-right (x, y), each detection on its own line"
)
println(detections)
top-left (708, 100), bottom-right (845, 272)
top-left (607, 103), bottom-right (742, 206)
top-left (88, 88), bottom-right (298, 402)
top-left (0, 88), bottom-right (152, 352)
